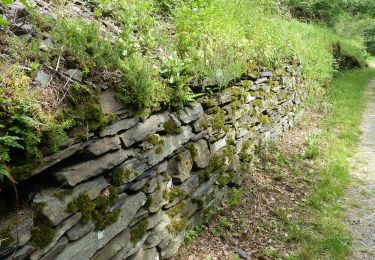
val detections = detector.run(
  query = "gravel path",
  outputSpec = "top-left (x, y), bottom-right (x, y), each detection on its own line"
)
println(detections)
top-left (346, 80), bottom-right (375, 260)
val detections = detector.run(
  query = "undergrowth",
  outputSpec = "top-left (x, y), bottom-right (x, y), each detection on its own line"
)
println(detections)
top-left (0, 0), bottom-right (370, 183)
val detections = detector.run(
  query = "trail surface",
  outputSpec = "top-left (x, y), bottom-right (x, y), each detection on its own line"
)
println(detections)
top-left (346, 80), bottom-right (375, 260)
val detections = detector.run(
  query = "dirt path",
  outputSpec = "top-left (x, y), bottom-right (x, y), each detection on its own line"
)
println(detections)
top-left (345, 80), bottom-right (375, 259)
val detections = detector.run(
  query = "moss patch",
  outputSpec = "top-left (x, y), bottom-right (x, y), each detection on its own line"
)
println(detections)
top-left (130, 220), bottom-right (149, 244)
top-left (0, 225), bottom-right (15, 250)
top-left (31, 206), bottom-right (56, 249)
top-left (164, 119), bottom-right (183, 135)
top-left (166, 201), bottom-right (187, 218)
top-left (66, 187), bottom-right (120, 230)
top-left (163, 188), bottom-right (185, 203)
top-left (167, 217), bottom-right (188, 236)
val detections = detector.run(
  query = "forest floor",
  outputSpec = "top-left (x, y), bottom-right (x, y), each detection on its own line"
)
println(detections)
top-left (345, 80), bottom-right (375, 259)
top-left (174, 69), bottom-right (375, 260)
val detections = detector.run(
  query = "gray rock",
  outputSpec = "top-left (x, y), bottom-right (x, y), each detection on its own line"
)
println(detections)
top-left (147, 188), bottom-right (167, 213)
top-left (66, 221), bottom-right (95, 241)
top-left (30, 214), bottom-right (80, 260)
top-left (55, 192), bottom-right (147, 260)
top-left (142, 176), bottom-right (159, 194)
top-left (129, 209), bottom-right (149, 227)
top-left (191, 176), bottom-right (217, 202)
top-left (36, 70), bottom-right (51, 88)
top-left (33, 176), bottom-right (108, 226)
top-left (39, 236), bottom-right (69, 260)
top-left (235, 247), bottom-right (249, 259)
top-left (92, 229), bottom-right (131, 260)
top-left (65, 69), bottom-right (83, 82)
top-left (127, 162), bottom-right (167, 192)
top-left (144, 220), bottom-right (171, 249)
top-left (99, 89), bottom-right (125, 115)
top-left (120, 112), bottom-right (170, 147)
top-left (255, 77), bottom-right (268, 84)
top-left (260, 71), bottom-right (273, 78)
top-left (160, 232), bottom-right (184, 258)
top-left (100, 118), bottom-right (139, 137)
top-left (167, 151), bottom-right (193, 184)
top-left (53, 149), bottom-right (133, 186)
top-left (39, 38), bottom-right (54, 52)
top-left (191, 139), bottom-right (210, 168)
top-left (84, 136), bottom-right (121, 157)
top-left (209, 137), bottom-right (227, 154)
top-left (180, 175), bottom-right (200, 194)
top-left (4, 243), bottom-right (34, 260)
top-left (178, 103), bottom-right (204, 124)
top-left (0, 211), bottom-right (33, 258)
top-left (127, 247), bottom-right (159, 260)
top-left (142, 126), bottom-right (195, 167)
top-left (164, 176), bottom-right (199, 209)
top-left (147, 211), bottom-right (167, 230)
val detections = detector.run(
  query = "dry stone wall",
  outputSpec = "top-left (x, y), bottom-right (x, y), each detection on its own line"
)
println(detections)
top-left (0, 66), bottom-right (306, 260)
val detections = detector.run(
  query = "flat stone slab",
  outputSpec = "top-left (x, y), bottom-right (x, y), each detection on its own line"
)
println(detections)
top-left (142, 126), bottom-right (195, 167)
top-left (55, 192), bottom-right (147, 260)
top-left (119, 112), bottom-right (170, 147)
top-left (53, 149), bottom-right (133, 186)
top-left (178, 103), bottom-right (204, 124)
top-left (33, 176), bottom-right (109, 226)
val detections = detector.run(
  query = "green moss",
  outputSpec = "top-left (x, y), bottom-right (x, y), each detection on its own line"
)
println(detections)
top-left (223, 146), bottom-right (236, 164)
top-left (155, 145), bottom-right (163, 154)
top-left (201, 98), bottom-right (218, 109)
top-left (217, 173), bottom-right (231, 187)
top-left (166, 201), bottom-right (187, 218)
top-left (206, 106), bottom-right (221, 115)
top-left (167, 217), bottom-right (188, 236)
top-left (163, 188), bottom-right (184, 203)
top-left (230, 100), bottom-right (241, 111)
top-left (258, 114), bottom-right (272, 125)
top-left (226, 136), bottom-right (235, 146)
top-left (53, 189), bottom-right (73, 201)
top-left (10, 160), bottom-right (41, 182)
top-left (93, 208), bottom-right (121, 231)
top-left (112, 167), bottom-right (138, 186)
top-left (252, 99), bottom-right (264, 108)
top-left (0, 226), bottom-right (14, 250)
top-left (164, 119), bottom-right (183, 135)
top-left (31, 206), bottom-right (56, 249)
top-left (66, 187), bottom-right (120, 230)
top-left (229, 87), bottom-right (247, 102)
top-left (130, 220), bottom-right (149, 243)
top-left (211, 109), bottom-right (229, 132)
top-left (67, 193), bottom-right (96, 223)
top-left (185, 143), bottom-right (198, 159)
top-left (199, 155), bottom-right (225, 182)
top-left (198, 117), bottom-right (209, 129)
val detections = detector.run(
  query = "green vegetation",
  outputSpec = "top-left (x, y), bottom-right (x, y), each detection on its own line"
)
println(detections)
top-left (0, 0), bottom-right (371, 183)
top-left (130, 220), bottom-right (148, 243)
top-left (66, 187), bottom-right (121, 231)
top-left (31, 205), bottom-right (56, 248)
top-left (295, 69), bottom-right (375, 258)
top-left (264, 69), bottom-right (375, 259)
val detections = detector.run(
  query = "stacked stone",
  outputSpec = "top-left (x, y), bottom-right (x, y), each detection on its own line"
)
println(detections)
top-left (0, 67), bottom-right (306, 260)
